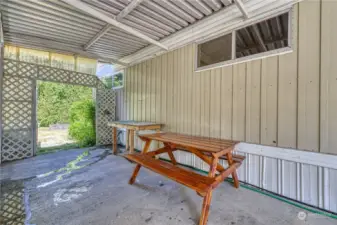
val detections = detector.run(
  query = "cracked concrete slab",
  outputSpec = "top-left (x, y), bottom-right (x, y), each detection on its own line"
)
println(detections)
top-left (0, 147), bottom-right (336, 225)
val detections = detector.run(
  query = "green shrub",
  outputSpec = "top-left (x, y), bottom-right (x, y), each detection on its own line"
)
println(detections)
top-left (69, 99), bottom-right (96, 147)
top-left (37, 81), bottom-right (92, 127)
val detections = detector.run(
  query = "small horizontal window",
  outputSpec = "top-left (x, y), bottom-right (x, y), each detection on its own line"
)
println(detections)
top-left (198, 33), bottom-right (232, 67)
top-left (196, 12), bottom-right (291, 70)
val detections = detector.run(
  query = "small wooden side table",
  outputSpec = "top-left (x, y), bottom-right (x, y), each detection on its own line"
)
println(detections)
top-left (108, 120), bottom-right (162, 154)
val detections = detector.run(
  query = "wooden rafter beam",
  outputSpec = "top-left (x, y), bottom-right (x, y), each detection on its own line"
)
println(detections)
top-left (252, 25), bottom-right (267, 52)
top-left (64, 0), bottom-right (168, 50)
top-left (234, 0), bottom-right (249, 19)
top-left (275, 16), bottom-right (284, 47)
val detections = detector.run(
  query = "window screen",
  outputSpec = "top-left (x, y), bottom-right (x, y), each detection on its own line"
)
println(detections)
top-left (197, 33), bottom-right (232, 67)
top-left (236, 13), bottom-right (289, 58)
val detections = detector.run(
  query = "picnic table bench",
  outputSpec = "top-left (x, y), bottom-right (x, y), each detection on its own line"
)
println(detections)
top-left (124, 132), bottom-right (244, 225)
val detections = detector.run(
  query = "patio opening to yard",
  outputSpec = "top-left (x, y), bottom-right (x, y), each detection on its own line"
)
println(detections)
top-left (37, 81), bottom-right (95, 154)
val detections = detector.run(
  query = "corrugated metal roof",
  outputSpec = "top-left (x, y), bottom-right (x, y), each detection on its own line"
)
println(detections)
top-left (0, 0), bottom-right (234, 63)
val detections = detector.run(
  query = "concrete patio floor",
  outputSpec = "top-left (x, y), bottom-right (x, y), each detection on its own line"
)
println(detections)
top-left (0, 147), bottom-right (336, 225)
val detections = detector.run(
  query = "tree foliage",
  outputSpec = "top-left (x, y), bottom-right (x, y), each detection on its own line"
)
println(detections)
top-left (37, 81), bottom-right (93, 127)
top-left (101, 72), bottom-right (123, 89)
top-left (68, 100), bottom-right (96, 147)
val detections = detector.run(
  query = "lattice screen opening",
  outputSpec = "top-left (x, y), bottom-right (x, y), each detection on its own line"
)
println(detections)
top-left (1, 59), bottom-right (115, 163)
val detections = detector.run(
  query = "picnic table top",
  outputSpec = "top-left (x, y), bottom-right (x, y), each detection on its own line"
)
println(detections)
top-left (139, 132), bottom-right (239, 154)
top-left (108, 120), bottom-right (162, 130)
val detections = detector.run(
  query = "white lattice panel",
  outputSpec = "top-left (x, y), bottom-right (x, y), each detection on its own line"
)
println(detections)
top-left (69, 72), bottom-right (97, 87)
top-left (2, 76), bottom-right (33, 101)
top-left (1, 130), bottom-right (33, 161)
top-left (2, 101), bottom-right (32, 131)
top-left (96, 79), bottom-right (107, 90)
top-left (96, 89), bottom-right (116, 145)
top-left (18, 62), bottom-right (37, 78)
top-left (0, 181), bottom-right (25, 225)
top-left (3, 59), bottom-right (18, 76)
top-left (38, 66), bottom-right (70, 83)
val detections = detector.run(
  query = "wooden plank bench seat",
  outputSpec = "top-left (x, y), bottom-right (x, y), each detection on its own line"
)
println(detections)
top-left (125, 154), bottom-right (215, 196)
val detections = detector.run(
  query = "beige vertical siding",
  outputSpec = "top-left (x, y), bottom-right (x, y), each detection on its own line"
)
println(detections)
top-left (321, 0), bottom-right (337, 154)
top-left (117, 0), bottom-right (337, 154)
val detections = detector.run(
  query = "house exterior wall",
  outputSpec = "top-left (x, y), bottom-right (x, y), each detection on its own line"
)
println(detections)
top-left (120, 0), bottom-right (337, 155)
top-left (116, 0), bottom-right (337, 213)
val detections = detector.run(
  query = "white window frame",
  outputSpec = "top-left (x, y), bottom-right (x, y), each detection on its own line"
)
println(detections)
top-left (195, 9), bottom-right (294, 72)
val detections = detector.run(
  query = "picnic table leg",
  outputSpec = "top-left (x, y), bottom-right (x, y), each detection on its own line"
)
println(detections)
top-left (125, 129), bottom-right (130, 152)
top-left (113, 127), bottom-right (117, 155)
top-left (128, 139), bottom-right (152, 185)
top-left (199, 155), bottom-right (218, 225)
top-left (155, 129), bottom-right (161, 159)
top-left (227, 152), bottom-right (240, 188)
top-left (165, 143), bottom-right (177, 165)
top-left (129, 129), bottom-right (135, 154)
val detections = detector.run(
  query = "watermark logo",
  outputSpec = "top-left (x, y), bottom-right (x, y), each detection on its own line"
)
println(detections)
top-left (297, 211), bottom-right (307, 220)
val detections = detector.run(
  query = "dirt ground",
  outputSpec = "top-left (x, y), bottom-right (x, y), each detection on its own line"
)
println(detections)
top-left (38, 127), bottom-right (75, 148)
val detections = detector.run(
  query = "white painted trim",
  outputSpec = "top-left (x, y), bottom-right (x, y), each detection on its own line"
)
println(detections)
top-left (231, 30), bottom-right (236, 60)
top-left (62, 0), bottom-right (168, 50)
top-left (234, 0), bottom-right (249, 19)
top-left (195, 10), bottom-right (292, 72)
top-left (116, 0), bottom-right (144, 21)
top-left (196, 47), bottom-right (293, 73)
top-left (235, 143), bottom-right (337, 170)
top-left (0, 12), bottom-right (3, 47)
top-left (84, 24), bottom-right (112, 50)
top-left (84, 0), bottom-right (145, 50)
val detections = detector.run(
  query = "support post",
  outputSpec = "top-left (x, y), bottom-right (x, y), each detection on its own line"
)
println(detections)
top-left (125, 129), bottom-right (130, 152)
top-left (0, 10), bottom-right (4, 162)
top-left (0, 42), bottom-right (3, 163)
top-left (113, 127), bottom-right (118, 155)
top-left (129, 129), bottom-right (134, 153)
top-left (32, 79), bottom-right (37, 156)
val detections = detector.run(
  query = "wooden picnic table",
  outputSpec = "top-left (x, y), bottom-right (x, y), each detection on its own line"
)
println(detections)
top-left (108, 120), bottom-right (162, 154)
top-left (124, 132), bottom-right (244, 225)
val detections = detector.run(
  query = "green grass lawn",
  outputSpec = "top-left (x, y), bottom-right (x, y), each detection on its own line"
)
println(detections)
top-left (37, 127), bottom-right (79, 155)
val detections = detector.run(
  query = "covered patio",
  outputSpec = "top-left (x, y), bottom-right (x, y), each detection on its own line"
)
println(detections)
top-left (1, 147), bottom-right (335, 225)
top-left (1, 0), bottom-right (337, 225)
